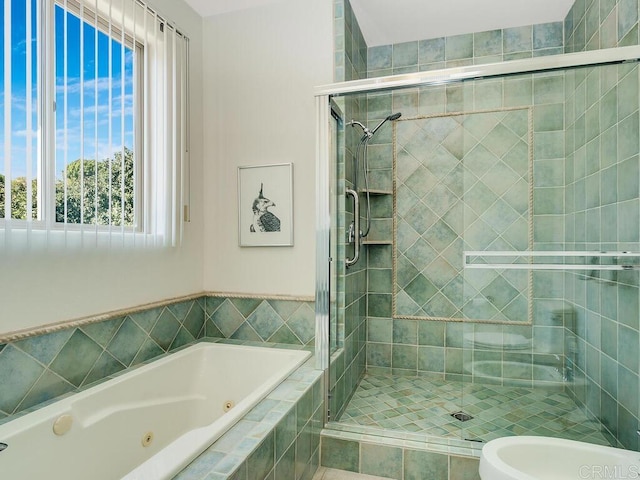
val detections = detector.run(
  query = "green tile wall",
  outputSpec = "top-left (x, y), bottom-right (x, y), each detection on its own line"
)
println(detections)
top-left (368, 23), bottom-right (564, 78)
top-left (564, 63), bottom-right (640, 450)
top-left (363, 72), bottom-right (568, 385)
top-left (393, 109), bottom-right (532, 323)
top-left (331, 0), bottom-right (369, 422)
top-left (334, 0), bottom-right (367, 82)
top-left (205, 297), bottom-right (316, 347)
top-left (565, 0), bottom-right (640, 52)
top-left (320, 432), bottom-right (481, 480)
top-left (358, 64), bottom-right (640, 451)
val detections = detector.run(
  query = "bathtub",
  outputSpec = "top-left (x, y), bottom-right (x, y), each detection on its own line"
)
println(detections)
top-left (0, 342), bottom-right (311, 480)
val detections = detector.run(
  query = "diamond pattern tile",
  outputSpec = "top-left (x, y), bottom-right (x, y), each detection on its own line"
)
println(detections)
top-left (247, 302), bottom-right (285, 341)
top-left (394, 110), bottom-right (532, 322)
top-left (337, 374), bottom-right (611, 446)
top-left (206, 298), bottom-right (316, 347)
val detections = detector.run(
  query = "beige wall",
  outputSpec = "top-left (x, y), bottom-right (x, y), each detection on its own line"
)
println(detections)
top-left (202, 0), bottom-right (333, 297)
top-left (0, 0), bottom-right (205, 335)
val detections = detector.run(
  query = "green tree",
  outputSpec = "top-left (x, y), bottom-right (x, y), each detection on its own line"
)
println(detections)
top-left (0, 147), bottom-right (134, 224)
top-left (56, 147), bottom-right (135, 226)
top-left (0, 174), bottom-right (38, 220)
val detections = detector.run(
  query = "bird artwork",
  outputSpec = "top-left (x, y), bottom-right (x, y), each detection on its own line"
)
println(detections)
top-left (250, 183), bottom-right (281, 233)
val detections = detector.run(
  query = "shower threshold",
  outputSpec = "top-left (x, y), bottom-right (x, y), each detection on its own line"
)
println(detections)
top-left (332, 373), bottom-right (611, 447)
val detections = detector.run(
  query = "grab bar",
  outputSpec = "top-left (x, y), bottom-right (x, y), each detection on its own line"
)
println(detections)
top-left (345, 188), bottom-right (360, 268)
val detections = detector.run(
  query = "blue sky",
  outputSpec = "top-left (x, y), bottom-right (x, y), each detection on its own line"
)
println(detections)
top-left (0, 0), bottom-right (135, 180)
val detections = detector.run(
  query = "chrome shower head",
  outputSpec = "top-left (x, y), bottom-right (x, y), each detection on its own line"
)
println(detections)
top-left (370, 112), bottom-right (402, 136)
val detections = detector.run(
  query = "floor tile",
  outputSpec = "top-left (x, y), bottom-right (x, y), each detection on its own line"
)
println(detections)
top-left (337, 374), bottom-right (611, 445)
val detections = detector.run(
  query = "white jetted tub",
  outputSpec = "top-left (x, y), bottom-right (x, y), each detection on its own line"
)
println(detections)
top-left (0, 342), bottom-right (311, 480)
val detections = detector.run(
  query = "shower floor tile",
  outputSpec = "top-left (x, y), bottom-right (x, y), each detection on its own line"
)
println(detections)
top-left (337, 374), bottom-right (611, 446)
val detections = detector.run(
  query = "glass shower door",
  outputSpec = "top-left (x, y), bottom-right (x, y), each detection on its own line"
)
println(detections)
top-left (320, 51), bottom-right (640, 453)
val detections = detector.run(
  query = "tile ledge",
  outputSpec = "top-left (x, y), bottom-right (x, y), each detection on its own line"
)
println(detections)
top-left (206, 291), bottom-right (315, 302)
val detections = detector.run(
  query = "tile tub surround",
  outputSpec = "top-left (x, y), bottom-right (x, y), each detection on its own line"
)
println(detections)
top-left (0, 296), bottom-right (207, 421)
top-left (173, 340), bottom-right (324, 480)
top-left (0, 294), bottom-right (315, 422)
top-left (0, 335), bottom-right (322, 480)
top-left (320, 430), bottom-right (481, 480)
top-left (205, 296), bottom-right (316, 348)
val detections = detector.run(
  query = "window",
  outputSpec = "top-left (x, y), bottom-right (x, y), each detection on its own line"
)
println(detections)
top-left (0, 0), bottom-right (187, 247)
top-left (54, 2), bottom-right (139, 227)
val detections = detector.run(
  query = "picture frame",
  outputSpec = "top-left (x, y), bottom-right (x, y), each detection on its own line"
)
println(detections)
top-left (237, 163), bottom-right (294, 247)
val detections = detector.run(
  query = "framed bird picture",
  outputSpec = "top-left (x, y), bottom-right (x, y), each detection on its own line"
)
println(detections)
top-left (237, 163), bottom-right (294, 247)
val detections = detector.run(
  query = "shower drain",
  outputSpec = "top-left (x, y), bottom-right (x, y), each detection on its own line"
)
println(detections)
top-left (450, 411), bottom-right (473, 422)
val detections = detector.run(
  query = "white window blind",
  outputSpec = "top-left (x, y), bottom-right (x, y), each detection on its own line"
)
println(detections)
top-left (0, 0), bottom-right (188, 250)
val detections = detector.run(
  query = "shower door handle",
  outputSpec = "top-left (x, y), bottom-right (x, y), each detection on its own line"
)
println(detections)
top-left (346, 187), bottom-right (360, 268)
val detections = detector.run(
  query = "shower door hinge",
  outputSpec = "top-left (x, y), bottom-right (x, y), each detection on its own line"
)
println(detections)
top-left (183, 205), bottom-right (190, 222)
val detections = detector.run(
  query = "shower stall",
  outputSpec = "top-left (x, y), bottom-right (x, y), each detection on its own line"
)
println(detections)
top-left (315, 46), bottom-right (640, 454)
